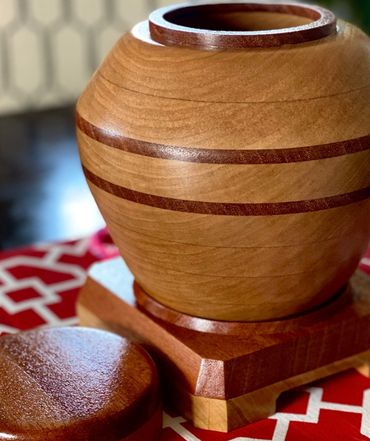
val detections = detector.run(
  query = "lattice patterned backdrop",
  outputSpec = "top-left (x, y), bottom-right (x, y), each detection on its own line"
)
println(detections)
top-left (0, 0), bottom-right (200, 115)
top-left (0, 0), bottom-right (365, 115)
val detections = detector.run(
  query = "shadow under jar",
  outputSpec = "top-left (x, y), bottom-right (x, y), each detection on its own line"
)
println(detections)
top-left (77, 2), bottom-right (370, 322)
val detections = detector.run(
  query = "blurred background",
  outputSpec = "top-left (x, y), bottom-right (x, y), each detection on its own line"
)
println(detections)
top-left (0, 0), bottom-right (369, 250)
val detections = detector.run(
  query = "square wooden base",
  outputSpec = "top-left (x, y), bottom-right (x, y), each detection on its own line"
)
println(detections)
top-left (77, 258), bottom-right (370, 433)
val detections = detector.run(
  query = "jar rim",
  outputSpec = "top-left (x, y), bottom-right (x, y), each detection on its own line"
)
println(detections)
top-left (149, 2), bottom-right (337, 49)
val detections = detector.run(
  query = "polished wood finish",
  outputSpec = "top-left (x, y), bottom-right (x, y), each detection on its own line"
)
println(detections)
top-left (77, 258), bottom-right (370, 432)
top-left (149, 3), bottom-right (337, 49)
top-left (82, 24), bottom-right (370, 110)
top-left (78, 129), bottom-right (370, 203)
top-left (172, 350), bottom-right (370, 432)
top-left (133, 281), bottom-right (353, 336)
top-left (0, 327), bottom-right (162, 441)
top-left (77, 72), bottom-right (370, 149)
top-left (82, 182), bottom-right (370, 321)
top-left (83, 166), bottom-right (370, 215)
top-left (76, 2), bottom-right (370, 321)
top-left (77, 114), bottom-right (370, 164)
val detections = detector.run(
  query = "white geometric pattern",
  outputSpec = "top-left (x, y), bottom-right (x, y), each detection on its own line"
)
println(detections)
top-left (0, 238), bottom-right (90, 333)
top-left (163, 386), bottom-right (370, 441)
top-left (0, 237), bottom-right (369, 441)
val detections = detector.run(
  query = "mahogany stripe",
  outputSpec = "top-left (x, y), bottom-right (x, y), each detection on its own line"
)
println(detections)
top-left (83, 166), bottom-right (370, 216)
top-left (76, 113), bottom-right (370, 165)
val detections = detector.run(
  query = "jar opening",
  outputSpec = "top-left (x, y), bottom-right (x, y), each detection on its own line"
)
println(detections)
top-left (163, 4), bottom-right (316, 32)
top-left (149, 2), bottom-right (337, 49)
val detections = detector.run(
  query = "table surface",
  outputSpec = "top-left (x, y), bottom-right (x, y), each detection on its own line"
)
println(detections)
top-left (0, 107), bottom-right (104, 250)
top-left (1, 230), bottom-right (370, 441)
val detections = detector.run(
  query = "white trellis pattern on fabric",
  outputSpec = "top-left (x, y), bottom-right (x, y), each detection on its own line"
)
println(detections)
top-left (163, 386), bottom-right (370, 441)
top-left (0, 236), bottom-right (370, 440)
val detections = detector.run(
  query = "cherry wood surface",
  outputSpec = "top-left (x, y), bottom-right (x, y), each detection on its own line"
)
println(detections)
top-left (77, 115), bottom-right (370, 164)
top-left (78, 181), bottom-right (370, 321)
top-left (0, 327), bottom-right (162, 441)
top-left (133, 281), bottom-right (353, 336)
top-left (77, 258), bottom-right (370, 432)
top-left (170, 350), bottom-right (370, 432)
top-left (77, 2), bottom-right (370, 322)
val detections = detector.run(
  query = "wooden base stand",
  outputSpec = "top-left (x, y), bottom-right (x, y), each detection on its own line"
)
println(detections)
top-left (77, 258), bottom-right (370, 433)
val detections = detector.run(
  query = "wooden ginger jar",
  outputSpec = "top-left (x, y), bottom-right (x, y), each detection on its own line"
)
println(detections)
top-left (77, 1), bottom-right (370, 322)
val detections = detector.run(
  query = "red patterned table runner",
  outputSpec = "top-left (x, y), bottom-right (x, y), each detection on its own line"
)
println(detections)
top-left (1, 231), bottom-right (370, 441)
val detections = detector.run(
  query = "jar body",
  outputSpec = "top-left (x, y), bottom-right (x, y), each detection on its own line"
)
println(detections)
top-left (77, 5), bottom-right (370, 321)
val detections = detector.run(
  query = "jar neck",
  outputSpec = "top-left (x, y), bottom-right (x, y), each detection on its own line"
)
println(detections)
top-left (149, 2), bottom-right (337, 49)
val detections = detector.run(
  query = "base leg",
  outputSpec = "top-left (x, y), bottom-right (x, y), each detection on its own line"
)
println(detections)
top-left (356, 354), bottom-right (370, 377)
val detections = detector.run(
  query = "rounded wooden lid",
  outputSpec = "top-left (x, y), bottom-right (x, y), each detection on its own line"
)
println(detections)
top-left (149, 2), bottom-right (337, 49)
top-left (0, 327), bottom-right (162, 441)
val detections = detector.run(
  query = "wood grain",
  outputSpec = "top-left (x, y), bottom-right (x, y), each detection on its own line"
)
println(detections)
top-left (76, 1), bottom-right (370, 321)
top-left (78, 129), bottom-right (370, 204)
top-left (0, 327), bottom-right (162, 441)
top-left (77, 258), bottom-right (370, 432)
top-left (173, 350), bottom-right (370, 432)
top-left (83, 166), bottom-right (370, 215)
top-left (133, 281), bottom-right (352, 336)
top-left (77, 115), bottom-right (370, 164)
top-left (78, 73), bottom-right (370, 149)
top-left (87, 181), bottom-right (370, 321)
top-left (89, 186), bottom-right (370, 248)
top-left (105, 20), bottom-right (370, 103)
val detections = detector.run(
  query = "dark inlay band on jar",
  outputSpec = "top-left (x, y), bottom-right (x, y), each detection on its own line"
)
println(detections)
top-left (76, 113), bottom-right (370, 165)
top-left (83, 166), bottom-right (370, 217)
top-left (149, 2), bottom-right (337, 49)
